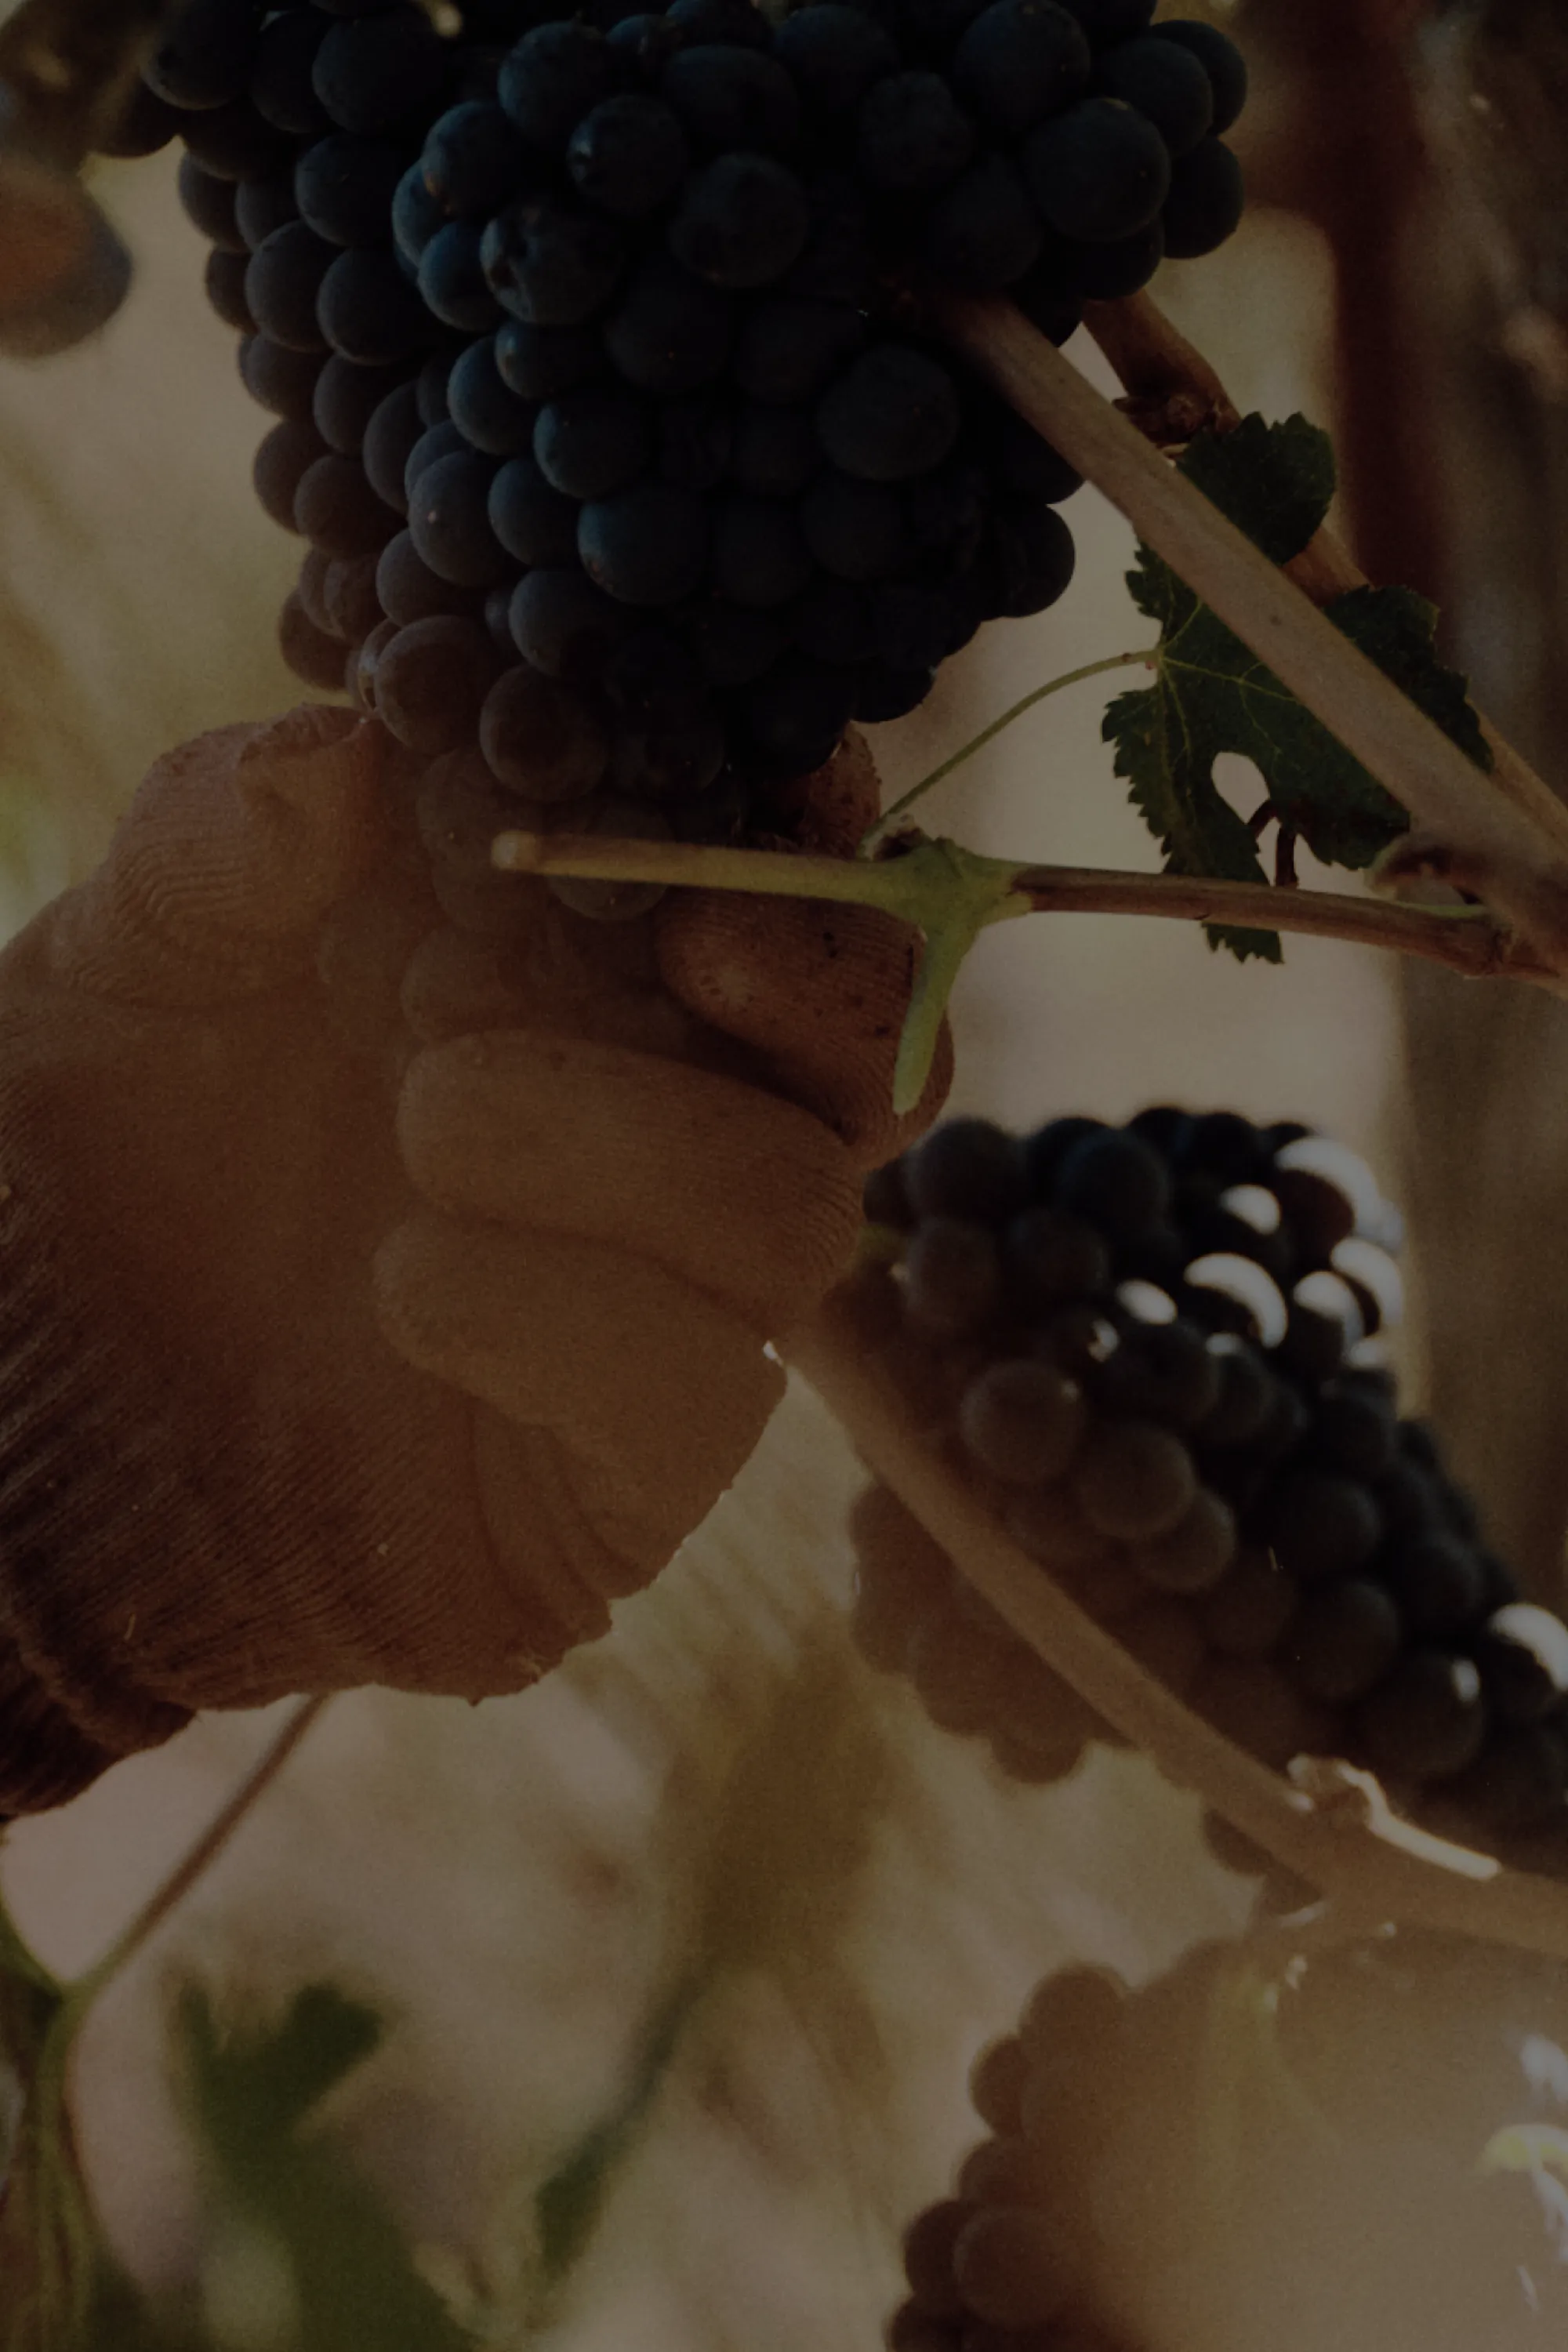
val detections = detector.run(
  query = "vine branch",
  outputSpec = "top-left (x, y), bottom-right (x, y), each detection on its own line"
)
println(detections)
top-left (493, 829), bottom-right (1558, 990)
top-left (786, 1291), bottom-right (1568, 1965)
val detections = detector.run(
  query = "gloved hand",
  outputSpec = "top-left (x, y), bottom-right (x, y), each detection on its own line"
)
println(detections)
top-left (0, 706), bottom-right (948, 1812)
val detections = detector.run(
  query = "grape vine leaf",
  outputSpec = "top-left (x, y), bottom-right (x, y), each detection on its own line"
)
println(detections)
top-left (1104, 412), bottom-right (1490, 960)
top-left (175, 1979), bottom-right (476, 2350)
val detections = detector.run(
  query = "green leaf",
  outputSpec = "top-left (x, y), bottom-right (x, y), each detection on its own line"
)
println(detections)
top-left (532, 1984), bottom-right (695, 2291)
top-left (1109, 414), bottom-right (1489, 960)
top-left (1178, 412), bottom-right (1335, 564)
top-left (176, 1980), bottom-right (475, 2352)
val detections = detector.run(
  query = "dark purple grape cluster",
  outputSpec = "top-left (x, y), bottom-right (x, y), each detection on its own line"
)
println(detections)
top-left (890, 1929), bottom-right (1568, 2352)
top-left (101, 0), bottom-right (1246, 848)
top-left (848, 1108), bottom-right (1568, 1877)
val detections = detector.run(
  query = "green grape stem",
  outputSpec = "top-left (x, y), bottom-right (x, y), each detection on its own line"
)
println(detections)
top-left (492, 828), bottom-right (1549, 1115)
top-left (857, 647), bottom-right (1160, 856)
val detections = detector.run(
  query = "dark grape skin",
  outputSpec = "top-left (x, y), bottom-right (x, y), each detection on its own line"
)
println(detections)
top-left (495, 318), bottom-right (604, 401)
top-left (1357, 1653), bottom-right (1489, 1784)
top-left (924, 151), bottom-right (1043, 290)
top-left (421, 101), bottom-right (527, 220)
top-left (98, 81), bottom-right (184, 159)
top-left (535, 385), bottom-right (652, 500)
top-left (361, 381), bottom-right (425, 511)
top-left (579, 481), bottom-right (710, 606)
top-left (478, 665), bottom-right (611, 800)
top-left (904, 1217), bottom-right (1000, 1341)
top-left (446, 338), bottom-right (539, 456)
top-left (510, 567), bottom-right (628, 682)
top-left (1285, 1579), bottom-right (1402, 1706)
top-left (709, 495), bottom-right (813, 608)
top-left (408, 449), bottom-right (510, 586)
top-left (958, 1357), bottom-right (1086, 1485)
top-left (567, 93), bottom-right (691, 217)
top-left (669, 154), bottom-right (811, 290)
top-left (800, 470), bottom-right (908, 581)
top-left (906, 1119), bottom-right (1027, 1225)
top-left (376, 529), bottom-right (484, 626)
top-left (498, 22), bottom-right (615, 151)
top-left (319, 248), bottom-right (434, 365)
top-left (817, 345), bottom-right (960, 483)
top-left (603, 252), bottom-right (733, 393)
top-left (239, 334), bottom-right (323, 422)
top-left (770, 5), bottom-right (900, 118)
top-left (660, 45), bottom-right (801, 157)
top-left (311, 6), bottom-right (450, 136)
top-left (313, 356), bottom-right (406, 455)
top-left (235, 176), bottom-right (301, 252)
top-left (183, 96), bottom-right (296, 183)
top-left (245, 222), bottom-right (334, 351)
top-left (1154, 18), bottom-right (1248, 136)
top-left (1161, 136), bottom-right (1245, 261)
top-left (856, 70), bottom-right (975, 194)
top-left (488, 456), bottom-right (580, 564)
top-left (279, 589), bottom-right (350, 691)
top-left (250, 8), bottom-right (332, 137)
top-left (144, 0), bottom-right (256, 111)
top-left (951, 0), bottom-right (1091, 143)
top-left (294, 452), bottom-right (398, 556)
top-left (372, 615), bottom-right (504, 756)
top-left (481, 196), bottom-right (625, 330)
top-left (254, 420), bottom-right (327, 532)
top-left (178, 155), bottom-right (245, 252)
top-left (733, 296), bottom-right (862, 403)
top-left (741, 655), bottom-right (858, 773)
top-left (418, 222), bottom-right (504, 335)
top-left (295, 132), bottom-right (407, 249)
top-left (1022, 95), bottom-right (1171, 242)
top-left (1094, 33), bottom-right (1214, 158)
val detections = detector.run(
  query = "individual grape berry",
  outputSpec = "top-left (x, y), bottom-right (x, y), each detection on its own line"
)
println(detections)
top-left (279, 588), bottom-right (350, 690)
top-left (904, 1217), bottom-right (1000, 1340)
top-left (234, 175), bottom-right (300, 251)
top-left (567, 94), bottom-right (691, 217)
top-left (683, 599), bottom-right (783, 685)
top-left (422, 101), bottom-right (527, 219)
top-left (976, 501), bottom-right (1075, 615)
top-left (659, 394), bottom-right (733, 488)
top-left (788, 577), bottom-right (873, 665)
top-left (1022, 95), bottom-right (1171, 241)
top-left (709, 495), bottom-right (813, 608)
top-left (733, 295), bottom-right (862, 401)
top-left (240, 333), bottom-right (323, 422)
top-left (1160, 136), bottom-right (1245, 260)
top-left (540, 797), bottom-right (672, 920)
top-left (1196, 1544), bottom-right (1297, 1658)
top-left (951, 0), bottom-right (1091, 141)
top-left (245, 220), bottom-right (334, 350)
top-left (1074, 1421), bottom-right (1196, 1542)
top-left (660, 45), bottom-right (800, 155)
top-left (951, 2209), bottom-right (1076, 2330)
top-left (446, 338), bottom-right (539, 455)
top-left (250, 9), bottom-right (332, 136)
top-left (856, 71), bottom-right (975, 194)
top-left (666, 0), bottom-right (773, 49)
top-left (481, 196), bottom-right (625, 327)
top-left (145, 0), bottom-right (256, 111)
top-left (361, 382), bottom-right (426, 510)
top-left (958, 1359), bottom-right (1086, 1485)
top-left (178, 155), bottom-right (245, 251)
top-left (408, 448), bottom-right (510, 585)
top-left (816, 344), bottom-right (960, 482)
top-left (668, 154), bottom-right (810, 289)
top-left (312, 6), bottom-right (448, 136)
top-left (488, 457), bottom-right (580, 564)
top-left (479, 664), bottom-right (611, 799)
top-left (1263, 1469), bottom-right (1381, 1583)
top-left (254, 419), bottom-right (326, 531)
top-left (312, 356), bottom-right (405, 454)
top-left (418, 222), bottom-right (503, 333)
top-left (770, 5), bottom-right (900, 118)
top-left (1285, 1579), bottom-right (1403, 1706)
top-left (295, 133), bottom-right (407, 249)
top-left (610, 712), bottom-right (727, 800)
top-left (741, 653), bottom-right (858, 772)
top-left (1152, 18), bottom-right (1247, 136)
top-left (579, 481), bottom-right (709, 604)
top-left (799, 470), bottom-right (908, 579)
top-left (294, 452), bottom-right (397, 555)
top-left (183, 96), bottom-right (296, 182)
top-left (318, 248), bottom-right (432, 365)
top-left (372, 615), bottom-right (505, 755)
top-left (603, 251), bottom-right (735, 391)
top-left (1384, 1534), bottom-right (1487, 1639)
top-left (98, 81), bottom-right (185, 159)
top-left (376, 529), bottom-right (482, 624)
top-left (495, 317), bottom-right (604, 401)
top-left (392, 159), bottom-right (445, 269)
top-left (510, 567), bottom-right (628, 681)
top-left (321, 553), bottom-right (383, 643)
top-left (1053, 1126), bottom-right (1170, 1243)
top-left (1094, 32), bottom-right (1213, 157)
top-left (499, 22), bottom-right (615, 150)
top-left (924, 151), bottom-right (1043, 289)
top-left (1357, 1653), bottom-right (1489, 1784)
top-left (535, 385), bottom-right (652, 499)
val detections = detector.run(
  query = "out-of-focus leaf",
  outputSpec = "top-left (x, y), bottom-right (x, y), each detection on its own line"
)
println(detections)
top-left (533, 1981), bottom-right (697, 2290)
top-left (176, 1980), bottom-right (475, 2352)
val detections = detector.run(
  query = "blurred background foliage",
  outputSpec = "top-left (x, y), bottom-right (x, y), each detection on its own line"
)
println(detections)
top-left (2, 0), bottom-right (1568, 2344)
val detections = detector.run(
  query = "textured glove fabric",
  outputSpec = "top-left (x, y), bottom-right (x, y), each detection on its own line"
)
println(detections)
top-left (0, 706), bottom-right (946, 1811)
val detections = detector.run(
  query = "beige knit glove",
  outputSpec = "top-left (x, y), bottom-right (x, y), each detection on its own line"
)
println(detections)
top-left (0, 706), bottom-right (946, 1812)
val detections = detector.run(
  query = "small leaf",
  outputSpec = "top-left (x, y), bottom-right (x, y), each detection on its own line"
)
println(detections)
top-left (1107, 414), bottom-right (1489, 960)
